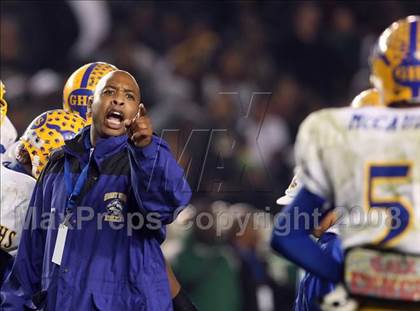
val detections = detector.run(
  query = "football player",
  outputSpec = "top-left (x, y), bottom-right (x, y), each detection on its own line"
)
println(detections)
top-left (1, 63), bottom-right (116, 163)
top-left (63, 62), bottom-right (117, 123)
top-left (350, 88), bottom-right (381, 109)
top-left (0, 81), bottom-right (17, 154)
top-left (271, 16), bottom-right (420, 311)
top-left (278, 88), bottom-right (381, 311)
top-left (1, 109), bottom-right (85, 285)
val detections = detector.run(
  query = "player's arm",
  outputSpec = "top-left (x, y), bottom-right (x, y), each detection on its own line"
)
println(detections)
top-left (270, 111), bottom-right (343, 283)
top-left (270, 187), bottom-right (342, 283)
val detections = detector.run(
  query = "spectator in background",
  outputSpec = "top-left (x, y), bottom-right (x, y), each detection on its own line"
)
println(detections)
top-left (228, 204), bottom-right (295, 311)
top-left (1, 1), bottom-right (78, 73)
top-left (326, 6), bottom-right (360, 103)
top-left (277, 2), bottom-right (337, 101)
top-left (67, 0), bottom-right (111, 61)
top-left (269, 75), bottom-right (303, 139)
top-left (235, 11), bottom-right (277, 87)
top-left (150, 21), bottom-right (219, 129)
top-left (173, 200), bottom-right (241, 311)
top-left (202, 45), bottom-right (256, 112)
top-left (0, 14), bottom-right (22, 73)
top-left (236, 94), bottom-right (290, 207)
top-left (238, 89), bottom-right (290, 169)
top-left (195, 94), bottom-right (244, 200)
top-left (97, 27), bottom-right (158, 110)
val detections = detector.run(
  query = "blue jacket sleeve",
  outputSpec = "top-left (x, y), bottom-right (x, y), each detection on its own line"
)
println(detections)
top-left (1, 180), bottom-right (45, 310)
top-left (127, 135), bottom-right (192, 225)
top-left (270, 187), bottom-right (343, 283)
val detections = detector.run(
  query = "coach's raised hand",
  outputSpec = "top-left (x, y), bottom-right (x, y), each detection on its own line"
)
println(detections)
top-left (125, 103), bottom-right (153, 147)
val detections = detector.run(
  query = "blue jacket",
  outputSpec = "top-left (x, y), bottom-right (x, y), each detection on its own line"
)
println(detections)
top-left (1, 127), bottom-right (192, 310)
top-left (294, 232), bottom-right (343, 311)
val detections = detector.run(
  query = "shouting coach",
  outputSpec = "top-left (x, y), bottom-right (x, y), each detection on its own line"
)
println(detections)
top-left (1, 70), bottom-right (192, 310)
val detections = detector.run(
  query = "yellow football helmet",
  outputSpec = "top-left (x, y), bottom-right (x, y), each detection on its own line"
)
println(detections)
top-left (63, 62), bottom-right (117, 123)
top-left (370, 15), bottom-right (420, 106)
top-left (0, 80), bottom-right (7, 125)
top-left (351, 88), bottom-right (382, 108)
top-left (20, 109), bottom-right (85, 178)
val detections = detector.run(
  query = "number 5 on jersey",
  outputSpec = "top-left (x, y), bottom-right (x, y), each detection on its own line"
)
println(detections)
top-left (364, 161), bottom-right (414, 247)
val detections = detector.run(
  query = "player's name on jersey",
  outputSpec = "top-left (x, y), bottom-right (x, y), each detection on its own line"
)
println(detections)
top-left (348, 112), bottom-right (420, 131)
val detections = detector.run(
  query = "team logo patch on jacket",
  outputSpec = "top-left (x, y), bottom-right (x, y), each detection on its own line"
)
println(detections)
top-left (104, 192), bottom-right (126, 223)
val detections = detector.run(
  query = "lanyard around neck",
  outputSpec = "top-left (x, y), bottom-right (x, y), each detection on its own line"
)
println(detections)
top-left (63, 148), bottom-right (94, 210)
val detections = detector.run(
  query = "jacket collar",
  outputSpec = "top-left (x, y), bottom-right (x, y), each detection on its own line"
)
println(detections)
top-left (63, 126), bottom-right (128, 166)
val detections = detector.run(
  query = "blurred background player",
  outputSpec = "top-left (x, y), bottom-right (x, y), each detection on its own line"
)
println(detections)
top-left (3, 61), bottom-right (116, 174)
top-left (0, 81), bottom-right (17, 154)
top-left (17, 110), bottom-right (86, 178)
top-left (1, 62), bottom-right (115, 162)
top-left (0, 81), bottom-right (19, 283)
top-left (62, 61), bottom-right (117, 123)
top-left (0, 109), bottom-right (85, 285)
top-left (278, 177), bottom-right (339, 311)
top-left (350, 88), bottom-right (381, 108)
top-left (277, 88), bottom-right (380, 311)
top-left (271, 15), bottom-right (420, 310)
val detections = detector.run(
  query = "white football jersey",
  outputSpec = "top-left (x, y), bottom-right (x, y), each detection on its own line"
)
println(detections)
top-left (295, 106), bottom-right (420, 253)
top-left (0, 161), bottom-right (36, 256)
top-left (0, 116), bottom-right (17, 153)
top-left (2, 141), bottom-right (19, 163)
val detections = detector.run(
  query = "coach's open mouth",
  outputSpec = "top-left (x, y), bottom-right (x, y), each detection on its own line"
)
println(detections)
top-left (105, 109), bottom-right (124, 130)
